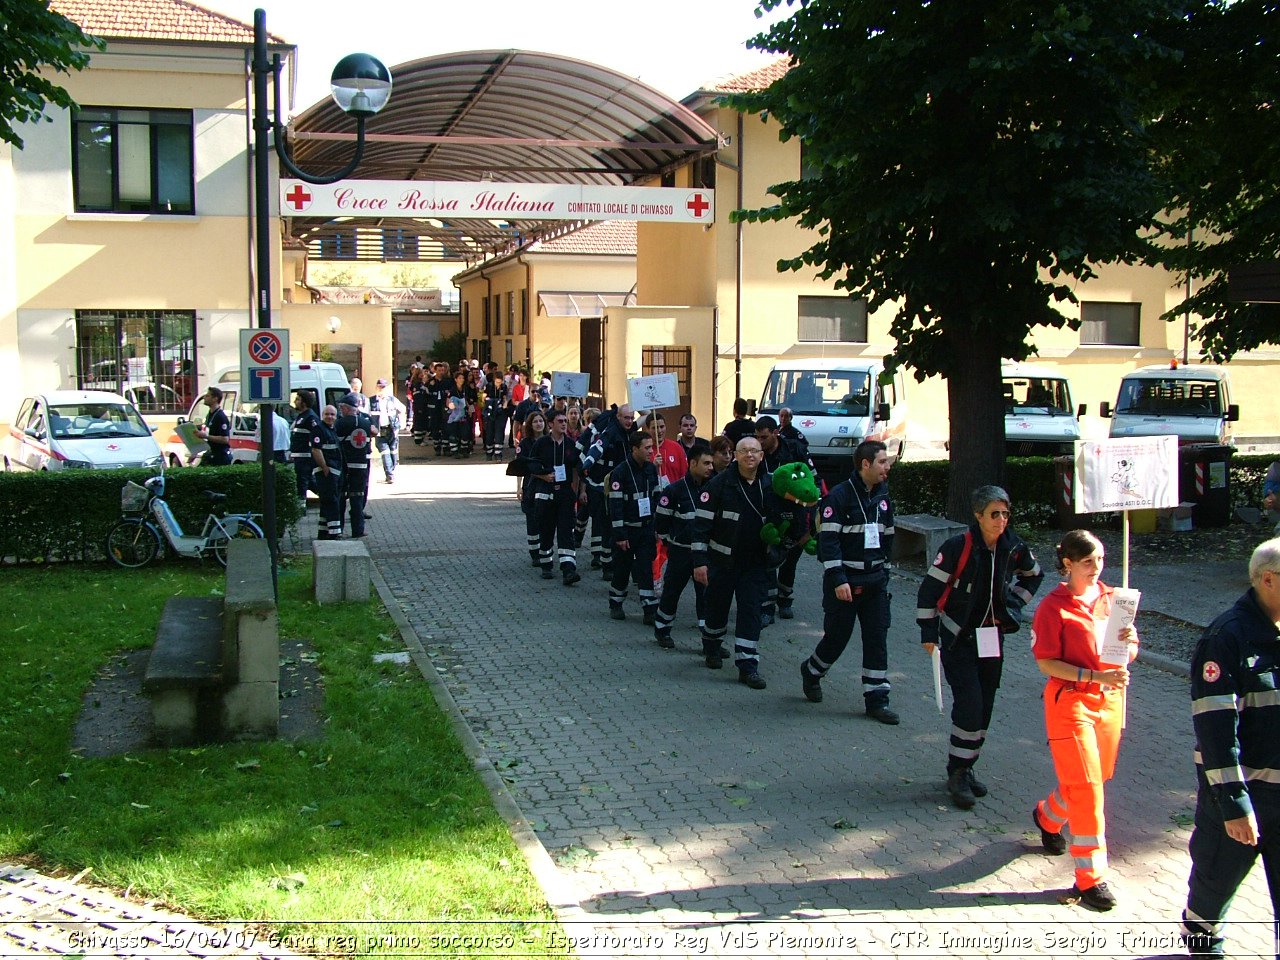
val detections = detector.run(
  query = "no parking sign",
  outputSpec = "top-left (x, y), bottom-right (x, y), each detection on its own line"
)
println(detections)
top-left (239, 328), bottom-right (291, 403)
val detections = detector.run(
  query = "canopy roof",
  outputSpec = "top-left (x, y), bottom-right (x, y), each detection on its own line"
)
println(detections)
top-left (286, 49), bottom-right (720, 263)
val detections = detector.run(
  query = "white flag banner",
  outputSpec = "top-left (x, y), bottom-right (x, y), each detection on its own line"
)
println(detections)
top-left (551, 371), bottom-right (589, 398)
top-left (627, 373), bottom-right (680, 411)
top-left (1074, 437), bottom-right (1179, 513)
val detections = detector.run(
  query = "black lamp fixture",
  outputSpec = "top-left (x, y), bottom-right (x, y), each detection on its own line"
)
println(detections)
top-left (250, 8), bottom-right (392, 594)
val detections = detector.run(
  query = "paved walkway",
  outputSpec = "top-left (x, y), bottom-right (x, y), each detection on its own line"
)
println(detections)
top-left (356, 455), bottom-right (1274, 959)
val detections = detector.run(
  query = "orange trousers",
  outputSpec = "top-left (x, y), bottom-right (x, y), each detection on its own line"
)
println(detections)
top-left (1036, 680), bottom-right (1124, 889)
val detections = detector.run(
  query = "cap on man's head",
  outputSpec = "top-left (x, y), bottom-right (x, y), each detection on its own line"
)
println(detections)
top-left (376, 378), bottom-right (388, 387)
top-left (338, 392), bottom-right (360, 409)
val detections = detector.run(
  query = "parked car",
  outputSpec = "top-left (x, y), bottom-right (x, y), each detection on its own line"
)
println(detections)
top-left (4, 390), bottom-right (164, 471)
top-left (1100, 363), bottom-right (1239, 444)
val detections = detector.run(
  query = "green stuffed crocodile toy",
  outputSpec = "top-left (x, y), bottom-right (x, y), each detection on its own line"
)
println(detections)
top-left (760, 461), bottom-right (821, 555)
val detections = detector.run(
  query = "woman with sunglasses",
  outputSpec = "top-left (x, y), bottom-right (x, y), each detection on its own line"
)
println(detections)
top-left (917, 485), bottom-right (1043, 810)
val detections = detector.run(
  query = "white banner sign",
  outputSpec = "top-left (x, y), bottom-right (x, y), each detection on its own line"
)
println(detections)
top-left (550, 371), bottom-right (589, 398)
top-left (281, 178), bottom-right (715, 223)
top-left (1074, 436), bottom-right (1179, 513)
top-left (627, 373), bottom-right (680, 411)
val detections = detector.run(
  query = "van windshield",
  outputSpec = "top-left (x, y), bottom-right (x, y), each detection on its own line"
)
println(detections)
top-left (1004, 377), bottom-right (1072, 415)
top-left (1115, 378), bottom-right (1223, 417)
top-left (761, 370), bottom-right (871, 417)
top-left (49, 403), bottom-right (150, 439)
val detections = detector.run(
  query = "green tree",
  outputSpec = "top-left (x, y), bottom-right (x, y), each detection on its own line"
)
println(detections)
top-left (431, 330), bottom-right (466, 365)
top-left (728, 1), bottom-right (1177, 517)
top-left (1151, 0), bottom-right (1280, 361)
top-left (1, 1), bottom-right (103, 149)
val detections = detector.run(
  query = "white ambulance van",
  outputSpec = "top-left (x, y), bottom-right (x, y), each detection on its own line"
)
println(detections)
top-left (757, 358), bottom-right (908, 482)
top-left (1100, 363), bottom-right (1238, 444)
top-left (1002, 361), bottom-right (1084, 457)
top-left (163, 361), bottom-right (350, 465)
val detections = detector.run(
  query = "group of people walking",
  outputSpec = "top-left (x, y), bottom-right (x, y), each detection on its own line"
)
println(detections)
top-left (308, 365), bottom-right (1274, 955)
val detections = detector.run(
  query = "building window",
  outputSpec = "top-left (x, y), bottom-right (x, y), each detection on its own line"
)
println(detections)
top-left (76, 309), bottom-right (197, 413)
top-left (506, 292), bottom-right (515, 336)
top-left (695, 155), bottom-right (717, 190)
top-left (798, 296), bottom-right (867, 343)
top-left (660, 170), bottom-right (676, 188)
top-left (72, 107), bottom-right (194, 214)
top-left (316, 229), bottom-right (357, 260)
top-left (1080, 301), bottom-right (1140, 346)
top-left (519, 290), bottom-right (527, 334)
top-left (382, 227), bottom-right (418, 261)
top-left (642, 345), bottom-right (692, 412)
top-left (481, 297), bottom-right (490, 336)
top-left (463, 301), bottom-right (471, 337)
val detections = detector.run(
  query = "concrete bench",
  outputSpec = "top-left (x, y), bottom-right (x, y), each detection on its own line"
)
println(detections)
top-left (312, 539), bottom-right (371, 604)
top-left (143, 538), bottom-right (278, 746)
top-left (892, 513), bottom-right (969, 563)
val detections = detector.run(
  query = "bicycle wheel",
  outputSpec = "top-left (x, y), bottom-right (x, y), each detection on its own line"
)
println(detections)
top-left (105, 518), bottom-right (163, 569)
top-left (210, 516), bottom-right (265, 568)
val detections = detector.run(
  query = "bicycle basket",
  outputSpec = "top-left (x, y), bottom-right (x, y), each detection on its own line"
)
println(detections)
top-left (121, 481), bottom-right (150, 513)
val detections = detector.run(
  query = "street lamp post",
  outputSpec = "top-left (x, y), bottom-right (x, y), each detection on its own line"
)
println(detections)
top-left (250, 8), bottom-right (391, 593)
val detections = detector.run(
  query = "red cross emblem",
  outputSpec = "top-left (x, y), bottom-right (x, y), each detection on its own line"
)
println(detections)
top-left (686, 192), bottom-right (710, 219)
top-left (285, 184), bottom-right (312, 211)
top-left (350, 428), bottom-right (370, 449)
top-left (801, 418), bottom-right (816, 428)
top-left (1202, 661), bottom-right (1221, 683)
top-left (106, 443), bottom-right (119, 451)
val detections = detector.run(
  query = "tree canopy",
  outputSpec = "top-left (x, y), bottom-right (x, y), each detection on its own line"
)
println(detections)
top-left (1151, 0), bottom-right (1280, 361)
top-left (0, 1), bottom-right (102, 149)
top-left (727, 0), bottom-right (1184, 516)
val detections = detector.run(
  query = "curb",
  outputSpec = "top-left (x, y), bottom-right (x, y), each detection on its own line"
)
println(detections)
top-left (1136, 647), bottom-right (1191, 679)
top-left (369, 563), bottom-right (592, 925)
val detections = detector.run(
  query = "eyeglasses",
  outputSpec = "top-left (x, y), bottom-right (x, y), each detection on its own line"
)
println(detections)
top-left (985, 510), bottom-right (1012, 520)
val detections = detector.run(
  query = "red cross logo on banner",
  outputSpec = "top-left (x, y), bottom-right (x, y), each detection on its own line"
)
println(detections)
top-left (350, 428), bottom-right (370, 449)
top-left (686, 192), bottom-right (710, 219)
top-left (284, 184), bottom-right (312, 211)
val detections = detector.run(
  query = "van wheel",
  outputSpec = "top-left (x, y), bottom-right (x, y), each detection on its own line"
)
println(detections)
top-left (894, 440), bottom-right (906, 464)
top-left (2, 457), bottom-right (9, 472)
top-left (168, 452), bottom-right (183, 468)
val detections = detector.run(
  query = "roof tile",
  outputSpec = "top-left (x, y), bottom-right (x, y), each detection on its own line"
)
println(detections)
top-left (532, 220), bottom-right (637, 256)
top-left (50, 0), bottom-right (282, 45)
top-left (699, 58), bottom-right (792, 94)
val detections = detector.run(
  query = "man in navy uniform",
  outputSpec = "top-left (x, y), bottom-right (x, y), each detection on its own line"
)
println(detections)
top-left (654, 443), bottom-right (713, 648)
top-left (336, 393), bottom-right (374, 538)
top-left (607, 430), bottom-right (659, 622)
top-left (531, 409), bottom-right (582, 586)
top-left (1181, 537), bottom-right (1280, 957)
top-left (310, 404), bottom-right (343, 540)
top-left (799, 439), bottom-right (899, 724)
top-left (289, 391), bottom-right (320, 509)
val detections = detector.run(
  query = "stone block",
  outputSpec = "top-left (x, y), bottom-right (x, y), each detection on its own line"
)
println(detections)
top-left (235, 609), bottom-right (280, 683)
top-left (150, 689), bottom-right (199, 746)
top-left (312, 539), bottom-right (372, 603)
top-left (220, 681), bottom-right (279, 741)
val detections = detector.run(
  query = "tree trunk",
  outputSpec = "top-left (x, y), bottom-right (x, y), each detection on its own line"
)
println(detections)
top-left (944, 329), bottom-right (1006, 521)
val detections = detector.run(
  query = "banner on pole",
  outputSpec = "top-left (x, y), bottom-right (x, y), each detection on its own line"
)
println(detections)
top-left (627, 373), bottom-right (680, 411)
top-left (550, 371), bottom-right (589, 398)
top-left (1074, 437), bottom-right (1179, 513)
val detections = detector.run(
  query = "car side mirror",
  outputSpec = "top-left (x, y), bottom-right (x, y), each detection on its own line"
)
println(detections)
top-left (24, 426), bottom-right (40, 439)
top-left (1076, 403), bottom-right (1087, 417)
top-left (876, 402), bottom-right (891, 423)
top-left (747, 399), bottom-right (758, 417)
top-left (1227, 403), bottom-right (1240, 422)
top-left (177, 416), bottom-right (187, 425)
top-left (1100, 402), bottom-right (1112, 418)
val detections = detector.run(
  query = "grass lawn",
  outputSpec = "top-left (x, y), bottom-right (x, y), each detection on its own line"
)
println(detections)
top-left (0, 559), bottom-right (560, 954)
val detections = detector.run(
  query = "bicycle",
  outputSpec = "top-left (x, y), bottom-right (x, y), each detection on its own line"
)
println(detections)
top-left (105, 472), bottom-right (264, 569)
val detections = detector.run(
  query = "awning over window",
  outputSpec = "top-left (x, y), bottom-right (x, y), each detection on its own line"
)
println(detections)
top-left (538, 291), bottom-right (634, 318)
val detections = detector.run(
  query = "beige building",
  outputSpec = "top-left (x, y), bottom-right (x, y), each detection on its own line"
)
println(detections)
top-left (0, 0), bottom-right (399, 437)
top-left (454, 59), bottom-right (1276, 446)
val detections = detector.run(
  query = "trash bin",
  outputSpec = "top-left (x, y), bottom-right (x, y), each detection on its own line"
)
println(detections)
top-left (1053, 456), bottom-right (1092, 530)
top-left (1178, 443), bottom-right (1233, 528)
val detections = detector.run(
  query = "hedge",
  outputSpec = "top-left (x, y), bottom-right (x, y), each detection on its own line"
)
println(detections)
top-left (886, 451), bottom-right (1275, 528)
top-left (0, 462), bottom-right (301, 565)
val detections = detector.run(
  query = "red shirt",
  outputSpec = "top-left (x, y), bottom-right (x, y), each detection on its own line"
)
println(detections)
top-left (1031, 582), bottom-right (1114, 670)
top-left (652, 438), bottom-right (688, 485)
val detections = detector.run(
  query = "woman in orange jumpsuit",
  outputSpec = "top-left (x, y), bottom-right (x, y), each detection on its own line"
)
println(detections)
top-left (1031, 530), bottom-right (1138, 912)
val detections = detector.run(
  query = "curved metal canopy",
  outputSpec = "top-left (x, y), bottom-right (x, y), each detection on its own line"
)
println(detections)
top-left (285, 49), bottom-right (720, 263)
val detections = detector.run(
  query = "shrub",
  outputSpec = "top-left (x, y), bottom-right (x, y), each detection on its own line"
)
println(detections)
top-left (0, 463), bottom-right (300, 564)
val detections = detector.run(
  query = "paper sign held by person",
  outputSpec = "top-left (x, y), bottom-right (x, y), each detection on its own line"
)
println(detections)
top-left (1097, 588), bottom-right (1141, 666)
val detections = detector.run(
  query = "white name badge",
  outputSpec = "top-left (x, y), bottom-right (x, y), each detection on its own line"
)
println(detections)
top-left (976, 626), bottom-right (1001, 659)
top-left (637, 497), bottom-right (651, 518)
top-left (554, 464), bottom-right (567, 483)
top-left (863, 524), bottom-right (881, 549)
